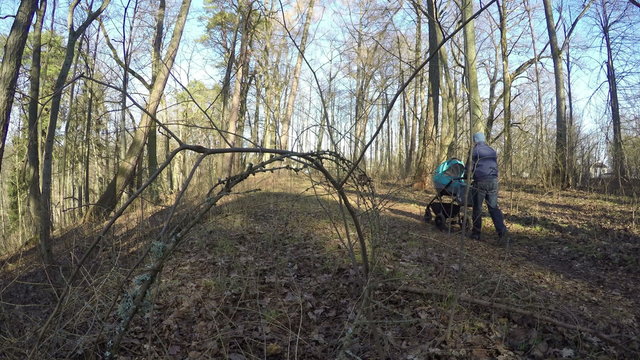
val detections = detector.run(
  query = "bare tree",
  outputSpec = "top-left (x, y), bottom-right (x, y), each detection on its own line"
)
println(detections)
top-left (525, 0), bottom-right (546, 179)
top-left (224, 0), bottom-right (253, 177)
top-left (414, 0), bottom-right (439, 184)
top-left (596, 0), bottom-right (631, 183)
top-left (40, 0), bottom-right (110, 264)
top-left (281, 0), bottom-right (315, 150)
top-left (0, 0), bottom-right (37, 174)
top-left (86, 0), bottom-right (192, 220)
top-left (542, 0), bottom-right (569, 187)
top-left (26, 0), bottom-right (47, 261)
top-left (542, 0), bottom-right (594, 187)
top-left (461, 0), bottom-right (484, 135)
top-left (146, 0), bottom-right (166, 201)
top-left (499, 0), bottom-right (513, 176)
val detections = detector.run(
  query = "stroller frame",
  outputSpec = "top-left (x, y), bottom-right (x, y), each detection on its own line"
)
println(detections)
top-left (424, 159), bottom-right (473, 232)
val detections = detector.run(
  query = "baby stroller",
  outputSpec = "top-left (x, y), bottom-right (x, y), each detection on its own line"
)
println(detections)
top-left (424, 158), bottom-right (472, 231)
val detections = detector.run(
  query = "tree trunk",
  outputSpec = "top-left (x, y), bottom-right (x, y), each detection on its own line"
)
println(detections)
top-left (164, 125), bottom-right (173, 192)
top-left (525, 0), bottom-right (546, 181)
top-left (352, 30), bottom-right (373, 164)
top-left (564, 33), bottom-right (576, 187)
top-left (353, 35), bottom-right (365, 161)
top-left (600, 0), bottom-right (627, 183)
top-left (499, 0), bottom-right (513, 178)
top-left (317, 69), bottom-right (335, 152)
top-left (0, 0), bottom-right (37, 175)
top-left (542, 0), bottom-right (569, 188)
top-left (61, 35), bottom-right (85, 223)
top-left (221, 23), bottom-right (239, 118)
top-left (461, 0), bottom-right (484, 135)
top-left (117, 0), bottom-right (140, 165)
top-left (415, 0), bottom-right (440, 183)
top-left (414, 1), bottom-right (426, 173)
top-left (485, 35), bottom-right (499, 140)
top-left (85, 0), bottom-right (190, 220)
top-left (405, 1), bottom-right (421, 178)
top-left (258, 2), bottom-right (277, 159)
top-left (281, 0), bottom-right (315, 150)
top-left (224, 0), bottom-right (252, 178)
top-left (234, 59), bottom-right (252, 170)
top-left (398, 76), bottom-right (406, 174)
top-left (147, 0), bottom-right (165, 201)
top-left (440, 48), bottom-right (456, 162)
top-left (83, 85), bottom-right (94, 215)
top-left (385, 93), bottom-right (392, 174)
top-left (41, 0), bottom-right (110, 262)
top-left (27, 0), bottom-right (48, 263)
top-left (424, 0), bottom-right (455, 163)
top-left (252, 74), bottom-right (262, 154)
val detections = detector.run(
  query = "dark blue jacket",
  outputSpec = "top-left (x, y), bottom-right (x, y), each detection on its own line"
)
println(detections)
top-left (468, 142), bottom-right (499, 181)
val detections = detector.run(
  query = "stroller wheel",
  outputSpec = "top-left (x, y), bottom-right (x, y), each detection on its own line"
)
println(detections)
top-left (424, 207), bottom-right (432, 222)
top-left (435, 213), bottom-right (448, 230)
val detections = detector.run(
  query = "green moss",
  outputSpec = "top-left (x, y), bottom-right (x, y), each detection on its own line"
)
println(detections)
top-left (201, 278), bottom-right (216, 290)
top-left (150, 241), bottom-right (167, 259)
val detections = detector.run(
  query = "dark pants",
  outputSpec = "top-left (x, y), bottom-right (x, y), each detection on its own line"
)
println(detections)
top-left (471, 180), bottom-right (507, 236)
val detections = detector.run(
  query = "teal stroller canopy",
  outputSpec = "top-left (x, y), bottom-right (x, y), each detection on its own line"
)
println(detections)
top-left (433, 158), bottom-right (467, 203)
top-left (424, 158), bottom-right (471, 230)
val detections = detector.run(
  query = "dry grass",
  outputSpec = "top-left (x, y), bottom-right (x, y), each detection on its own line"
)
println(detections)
top-left (1, 172), bottom-right (638, 359)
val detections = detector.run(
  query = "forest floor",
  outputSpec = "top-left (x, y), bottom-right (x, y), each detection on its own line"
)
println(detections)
top-left (1, 173), bottom-right (639, 359)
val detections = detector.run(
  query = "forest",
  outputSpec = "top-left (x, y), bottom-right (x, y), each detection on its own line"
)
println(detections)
top-left (0, 0), bottom-right (639, 358)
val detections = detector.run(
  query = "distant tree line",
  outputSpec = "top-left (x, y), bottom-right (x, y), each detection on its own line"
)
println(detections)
top-left (0, 0), bottom-right (638, 261)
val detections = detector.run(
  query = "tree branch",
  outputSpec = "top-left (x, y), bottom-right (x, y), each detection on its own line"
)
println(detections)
top-left (341, 0), bottom-right (499, 188)
top-left (80, 74), bottom-right (182, 145)
top-left (98, 19), bottom-right (151, 90)
top-left (71, 0), bottom-right (110, 40)
top-left (395, 285), bottom-right (628, 351)
top-left (560, 0), bottom-right (596, 53)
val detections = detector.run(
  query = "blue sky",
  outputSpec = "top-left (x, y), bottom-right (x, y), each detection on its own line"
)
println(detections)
top-left (1, 0), bottom-right (636, 153)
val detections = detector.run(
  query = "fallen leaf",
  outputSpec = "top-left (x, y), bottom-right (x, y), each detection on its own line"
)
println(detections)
top-left (168, 345), bottom-right (181, 355)
top-left (561, 348), bottom-right (574, 358)
top-left (266, 343), bottom-right (282, 356)
top-left (188, 351), bottom-right (202, 359)
top-left (228, 353), bottom-right (245, 360)
top-left (471, 348), bottom-right (490, 359)
top-left (534, 340), bottom-right (548, 355)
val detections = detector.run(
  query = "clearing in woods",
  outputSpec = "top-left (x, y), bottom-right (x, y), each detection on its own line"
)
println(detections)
top-left (0, 173), bottom-right (638, 359)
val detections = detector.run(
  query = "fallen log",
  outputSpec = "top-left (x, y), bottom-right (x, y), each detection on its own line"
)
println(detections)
top-left (393, 285), bottom-right (630, 352)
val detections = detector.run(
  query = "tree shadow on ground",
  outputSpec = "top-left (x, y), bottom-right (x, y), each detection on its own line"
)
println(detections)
top-left (387, 207), bottom-right (425, 222)
top-left (345, 187), bottom-right (431, 208)
top-left (1, 183), bottom-right (638, 359)
top-left (382, 184), bottom-right (640, 307)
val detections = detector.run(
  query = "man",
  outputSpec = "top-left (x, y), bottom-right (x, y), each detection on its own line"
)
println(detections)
top-left (467, 132), bottom-right (508, 243)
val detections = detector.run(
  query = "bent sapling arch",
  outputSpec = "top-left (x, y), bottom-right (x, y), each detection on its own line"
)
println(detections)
top-left (31, 144), bottom-right (377, 358)
top-left (103, 151), bottom-right (375, 358)
top-left (104, 155), bottom-right (290, 358)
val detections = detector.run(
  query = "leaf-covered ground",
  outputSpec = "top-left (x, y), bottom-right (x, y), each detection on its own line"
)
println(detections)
top-left (0, 174), bottom-right (638, 359)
